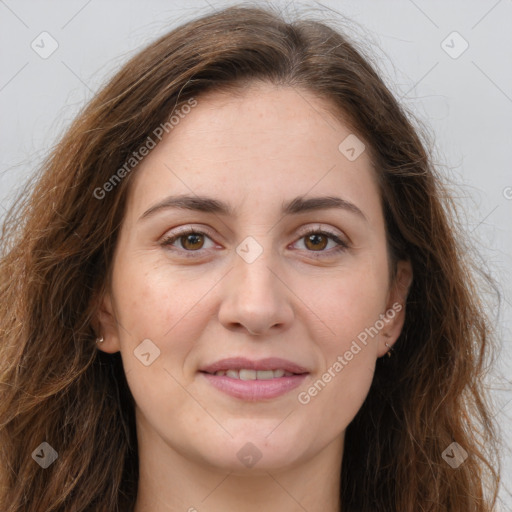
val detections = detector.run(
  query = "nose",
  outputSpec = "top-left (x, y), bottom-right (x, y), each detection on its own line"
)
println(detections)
top-left (217, 245), bottom-right (294, 336)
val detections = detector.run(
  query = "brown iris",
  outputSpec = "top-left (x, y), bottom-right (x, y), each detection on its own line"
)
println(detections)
top-left (181, 233), bottom-right (205, 250)
top-left (304, 233), bottom-right (328, 251)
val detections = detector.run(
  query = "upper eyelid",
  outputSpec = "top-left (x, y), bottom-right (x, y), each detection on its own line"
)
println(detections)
top-left (295, 223), bottom-right (344, 238)
top-left (161, 224), bottom-right (345, 241)
top-left (161, 225), bottom-right (348, 250)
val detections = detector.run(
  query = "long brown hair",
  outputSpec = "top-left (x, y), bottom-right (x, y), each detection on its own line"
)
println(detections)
top-left (0, 5), bottom-right (500, 511)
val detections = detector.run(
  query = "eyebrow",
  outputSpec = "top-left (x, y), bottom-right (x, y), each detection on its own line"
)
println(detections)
top-left (138, 194), bottom-right (367, 222)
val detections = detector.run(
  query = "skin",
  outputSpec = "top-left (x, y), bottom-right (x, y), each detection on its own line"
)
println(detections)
top-left (96, 83), bottom-right (412, 512)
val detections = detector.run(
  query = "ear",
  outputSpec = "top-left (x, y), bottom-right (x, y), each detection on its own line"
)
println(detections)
top-left (377, 259), bottom-right (413, 357)
top-left (94, 290), bottom-right (122, 354)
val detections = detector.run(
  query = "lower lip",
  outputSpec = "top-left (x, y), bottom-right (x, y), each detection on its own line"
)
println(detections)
top-left (200, 372), bottom-right (308, 401)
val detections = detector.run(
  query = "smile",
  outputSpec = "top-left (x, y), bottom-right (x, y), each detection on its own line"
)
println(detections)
top-left (206, 369), bottom-right (295, 380)
top-left (198, 357), bottom-right (310, 400)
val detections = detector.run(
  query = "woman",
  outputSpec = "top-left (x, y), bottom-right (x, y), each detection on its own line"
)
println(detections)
top-left (0, 5), bottom-right (500, 511)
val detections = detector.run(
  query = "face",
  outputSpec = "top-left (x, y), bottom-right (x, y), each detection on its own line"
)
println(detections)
top-left (97, 83), bottom-right (411, 474)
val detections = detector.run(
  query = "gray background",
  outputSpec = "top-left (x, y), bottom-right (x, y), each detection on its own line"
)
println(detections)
top-left (1, 0), bottom-right (510, 507)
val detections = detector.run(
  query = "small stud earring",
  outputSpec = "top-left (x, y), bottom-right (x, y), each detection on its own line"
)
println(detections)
top-left (96, 336), bottom-right (104, 344)
top-left (384, 342), bottom-right (393, 357)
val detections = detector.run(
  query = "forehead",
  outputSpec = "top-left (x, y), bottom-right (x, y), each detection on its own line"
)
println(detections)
top-left (125, 84), bottom-right (381, 224)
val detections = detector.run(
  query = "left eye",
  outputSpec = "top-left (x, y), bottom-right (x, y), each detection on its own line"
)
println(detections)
top-left (293, 231), bottom-right (345, 252)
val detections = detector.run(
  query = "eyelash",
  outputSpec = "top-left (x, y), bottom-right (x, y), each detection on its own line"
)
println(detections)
top-left (160, 226), bottom-right (349, 259)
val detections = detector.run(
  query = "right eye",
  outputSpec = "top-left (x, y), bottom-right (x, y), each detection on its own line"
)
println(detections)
top-left (160, 228), bottom-right (218, 257)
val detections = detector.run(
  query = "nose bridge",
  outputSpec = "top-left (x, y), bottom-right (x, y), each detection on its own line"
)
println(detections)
top-left (233, 235), bottom-right (280, 304)
top-left (217, 235), bottom-right (293, 334)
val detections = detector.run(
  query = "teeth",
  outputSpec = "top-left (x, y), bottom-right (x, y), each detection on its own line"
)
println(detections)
top-left (239, 369), bottom-right (257, 380)
top-left (255, 370), bottom-right (275, 380)
top-left (212, 369), bottom-right (293, 380)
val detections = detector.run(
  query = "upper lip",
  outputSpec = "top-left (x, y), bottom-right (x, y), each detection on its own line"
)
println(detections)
top-left (199, 357), bottom-right (309, 374)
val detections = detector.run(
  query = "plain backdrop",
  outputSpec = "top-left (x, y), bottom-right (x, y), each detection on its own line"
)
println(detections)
top-left (0, 0), bottom-right (511, 508)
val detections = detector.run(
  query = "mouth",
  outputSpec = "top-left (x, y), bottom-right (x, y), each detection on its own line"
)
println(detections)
top-left (198, 357), bottom-right (309, 401)
top-left (202, 368), bottom-right (296, 380)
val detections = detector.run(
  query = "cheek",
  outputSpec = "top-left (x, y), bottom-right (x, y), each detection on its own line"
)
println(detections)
top-left (112, 255), bottom-right (217, 341)
top-left (112, 261), bottom-right (217, 431)
top-left (110, 257), bottom-right (222, 398)
top-left (294, 316), bottom-right (377, 449)
top-left (304, 260), bottom-right (389, 345)
top-left (299, 290), bottom-right (379, 435)
top-left (294, 262), bottom-right (386, 426)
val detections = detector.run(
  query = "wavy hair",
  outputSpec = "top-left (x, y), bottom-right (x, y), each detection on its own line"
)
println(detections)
top-left (0, 4), bottom-right (500, 511)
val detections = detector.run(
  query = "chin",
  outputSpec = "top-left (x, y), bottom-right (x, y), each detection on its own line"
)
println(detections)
top-left (192, 429), bottom-right (308, 473)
